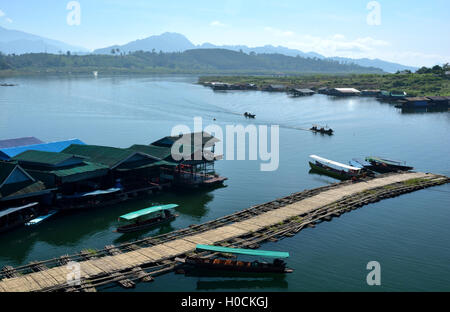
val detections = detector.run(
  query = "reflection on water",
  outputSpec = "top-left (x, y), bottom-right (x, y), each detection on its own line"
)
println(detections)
top-left (0, 75), bottom-right (449, 291)
top-left (197, 278), bottom-right (288, 291)
top-left (0, 190), bottom-right (217, 264)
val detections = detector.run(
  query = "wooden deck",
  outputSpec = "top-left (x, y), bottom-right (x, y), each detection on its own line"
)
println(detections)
top-left (0, 172), bottom-right (448, 292)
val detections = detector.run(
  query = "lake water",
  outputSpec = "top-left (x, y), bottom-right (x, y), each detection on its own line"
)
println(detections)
top-left (0, 75), bottom-right (449, 292)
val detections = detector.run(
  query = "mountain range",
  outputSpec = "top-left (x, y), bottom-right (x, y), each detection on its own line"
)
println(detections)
top-left (0, 26), bottom-right (88, 55)
top-left (0, 27), bottom-right (417, 73)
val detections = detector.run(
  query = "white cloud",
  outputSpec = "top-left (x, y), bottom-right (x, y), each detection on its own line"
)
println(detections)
top-left (6, 17), bottom-right (12, 23)
top-left (210, 21), bottom-right (226, 27)
top-left (0, 10), bottom-right (5, 17)
top-left (264, 27), bottom-right (295, 37)
top-left (286, 34), bottom-right (389, 56)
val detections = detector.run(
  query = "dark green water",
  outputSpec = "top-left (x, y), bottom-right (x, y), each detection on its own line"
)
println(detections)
top-left (0, 75), bottom-right (449, 291)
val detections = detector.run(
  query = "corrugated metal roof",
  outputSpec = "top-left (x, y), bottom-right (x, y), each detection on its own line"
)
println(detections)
top-left (12, 150), bottom-right (87, 167)
top-left (129, 144), bottom-right (173, 160)
top-left (119, 204), bottom-right (179, 221)
top-left (152, 132), bottom-right (220, 148)
top-left (62, 144), bottom-right (156, 169)
top-left (46, 162), bottom-right (109, 177)
top-left (0, 137), bottom-right (44, 149)
top-left (333, 88), bottom-right (361, 93)
top-left (0, 180), bottom-right (48, 200)
top-left (404, 97), bottom-right (429, 102)
top-left (0, 139), bottom-right (85, 159)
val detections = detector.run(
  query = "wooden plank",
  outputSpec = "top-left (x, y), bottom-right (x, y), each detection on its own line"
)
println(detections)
top-left (146, 245), bottom-right (178, 259)
top-left (28, 271), bottom-right (59, 290)
top-left (136, 247), bottom-right (165, 261)
top-left (162, 239), bottom-right (196, 255)
top-left (79, 261), bottom-right (104, 278)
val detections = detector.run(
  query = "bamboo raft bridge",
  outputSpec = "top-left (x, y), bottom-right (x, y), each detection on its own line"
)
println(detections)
top-left (0, 171), bottom-right (448, 292)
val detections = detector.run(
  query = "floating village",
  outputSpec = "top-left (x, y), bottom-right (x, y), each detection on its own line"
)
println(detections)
top-left (0, 127), bottom-right (448, 292)
top-left (201, 82), bottom-right (450, 111)
top-left (0, 133), bottom-right (227, 234)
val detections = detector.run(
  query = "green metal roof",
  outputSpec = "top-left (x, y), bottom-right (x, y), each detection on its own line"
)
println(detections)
top-left (129, 144), bottom-right (173, 160)
top-left (12, 150), bottom-right (86, 167)
top-left (152, 132), bottom-right (220, 148)
top-left (196, 245), bottom-right (290, 258)
top-left (0, 180), bottom-right (48, 201)
top-left (63, 144), bottom-right (156, 169)
top-left (119, 204), bottom-right (179, 221)
top-left (47, 162), bottom-right (109, 177)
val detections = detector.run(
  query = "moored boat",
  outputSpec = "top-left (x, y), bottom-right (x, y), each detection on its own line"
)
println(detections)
top-left (0, 202), bottom-right (39, 234)
top-left (177, 244), bottom-right (294, 274)
top-left (244, 112), bottom-right (256, 119)
top-left (365, 156), bottom-right (414, 173)
top-left (116, 204), bottom-right (179, 233)
top-left (309, 155), bottom-right (364, 180)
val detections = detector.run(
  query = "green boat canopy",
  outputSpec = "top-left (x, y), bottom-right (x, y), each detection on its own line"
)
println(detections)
top-left (119, 204), bottom-right (179, 221)
top-left (196, 245), bottom-right (290, 258)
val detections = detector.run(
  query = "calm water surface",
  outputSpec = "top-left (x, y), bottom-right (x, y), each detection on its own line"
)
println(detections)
top-left (0, 75), bottom-right (449, 291)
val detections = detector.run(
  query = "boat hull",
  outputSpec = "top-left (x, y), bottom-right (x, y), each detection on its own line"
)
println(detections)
top-left (309, 162), bottom-right (354, 180)
top-left (369, 163), bottom-right (414, 173)
top-left (184, 258), bottom-right (293, 274)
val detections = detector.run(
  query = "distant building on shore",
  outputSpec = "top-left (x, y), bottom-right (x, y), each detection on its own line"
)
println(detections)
top-left (328, 88), bottom-right (361, 96)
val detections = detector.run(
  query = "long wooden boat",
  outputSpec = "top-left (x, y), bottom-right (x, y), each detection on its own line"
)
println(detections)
top-left (177, 245), bottom-right (294, 274)
top-left (310, 125), bottom-right (334, 135)
top-left (309, 155), bottom-right (363, 180)
top-left (116, 204), bottom-right (179, 234)
top-left (365, 156), bottom-right (414, 173)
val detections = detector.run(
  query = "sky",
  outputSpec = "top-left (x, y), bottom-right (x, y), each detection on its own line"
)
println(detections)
top-left (0, 0), bottom-right (449, 67)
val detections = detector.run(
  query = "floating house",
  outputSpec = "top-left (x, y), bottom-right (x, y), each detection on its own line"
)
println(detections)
top-left (379, 91), bottom-right (407, 101)
top-left (328, 88), bottom-right (361, 96)
top-left (426, 96), bottom-right (450, 108)
top-left (62, 144), bottom-right (171, 192)
top-left (0, 139), bottom-right (85, 161)
top-left (0, 137), bottom-right (44, 149)
top-left (11, 150), bottom-right (109, 192)
top-left (0, 161), bottom-right (52, 208)
top-left (317, 87), bottom-right (330, 94)
top-left (262, 84), bottom-right (287, 92)
top-left (290, 88), bottom-right (315, 97)
top-left (401, 97), bottom-right (431, 108)
top-left (148, 132), bottom-right (226, 188)
top-left (361, 90), bottom-right (381, 97)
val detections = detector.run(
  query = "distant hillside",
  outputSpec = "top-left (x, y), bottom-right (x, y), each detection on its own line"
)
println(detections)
top-left (92, 32), bottom-right (416, 73)
top-left (93, 32), bottom-right (196, 54)
top-left (198, 43), bottom-right (322, 59)
top-left (0, 26), bottom-right (88, 55)
top-left (330, 57), bottom-right (418, 73)
top-left (0, 49), bottom-right (384, 74)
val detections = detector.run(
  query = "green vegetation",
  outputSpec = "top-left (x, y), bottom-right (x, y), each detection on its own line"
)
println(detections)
top-left (0, 49), bottom-right (384, 76)
top-left (403, 178), bottom-right (430, 186)
top-left (199, 67), bottom-right (450, 96)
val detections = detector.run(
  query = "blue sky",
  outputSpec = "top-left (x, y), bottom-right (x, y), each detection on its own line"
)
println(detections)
top-left (0, 0), bottom-right (449, 66)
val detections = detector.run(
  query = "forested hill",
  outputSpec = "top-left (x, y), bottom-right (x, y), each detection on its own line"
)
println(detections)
top-left (0, 49), bottom-right (384, 74)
